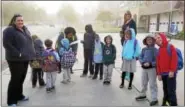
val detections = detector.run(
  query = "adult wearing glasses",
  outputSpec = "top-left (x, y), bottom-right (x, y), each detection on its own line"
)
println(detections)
top-left (3, 14), bottom-right (35, 106)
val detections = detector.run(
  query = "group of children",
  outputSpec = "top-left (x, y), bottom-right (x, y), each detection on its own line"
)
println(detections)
top-left (30, 27), bottom-right (77, 93)
top-left (30, 24), bottom-right (182, 106)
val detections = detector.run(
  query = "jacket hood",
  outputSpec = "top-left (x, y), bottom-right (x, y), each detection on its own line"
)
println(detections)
top-left (60, 38), bottom-right (70, 49)
top-left (95, 34), bottom-right (100, 41)
top-left (159, 33), bottom-right (168, 47)
top-left (143, 35), bottom-right (155, 46)
top-left (104, 35), bottom-right (113, 44)
top-left (130, 28), bottom-right (136, 40)
top-left (85, 24), bottom-right (94, 33)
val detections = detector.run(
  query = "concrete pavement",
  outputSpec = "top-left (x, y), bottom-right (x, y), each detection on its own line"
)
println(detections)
top-left (1, 31), bottom-right (184, 106)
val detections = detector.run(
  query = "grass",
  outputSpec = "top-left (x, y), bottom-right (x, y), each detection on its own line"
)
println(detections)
top-left (171, 30), bottom-right (185, 40)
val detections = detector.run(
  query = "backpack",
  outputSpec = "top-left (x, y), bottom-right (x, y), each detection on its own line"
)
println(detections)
top-left (42, 49), bottom-right (59, 72)
top-left (133, 39), bottom-right (139, 60)
top-left (55, 33), bottom-right (64, 53)
top-left (30, 60), bottom-right (42, 69)
top-left (167, 44), bottom-right (183, 71)
top-left (61, 48), bottom-right (76, 68)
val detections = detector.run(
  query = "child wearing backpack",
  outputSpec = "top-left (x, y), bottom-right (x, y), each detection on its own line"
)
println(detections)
top-left (135, 35), bottom-right (158, 106)
top-left (155, 33), bottom-right (183, 106)
top-left (59, 38), bottom-right (76, 84)
top-left (42, 39), bottom-right (60, 93)
top-left (30, 35), bottom-right (45, 88)
top-left (103, 35), bottom-right (116, 85)
top-left (64, 27), bottom-right (78, 74)
top-left (92, 34), bottom-right (104, 80)
top-left (120, 28), bottom-right (141, 90)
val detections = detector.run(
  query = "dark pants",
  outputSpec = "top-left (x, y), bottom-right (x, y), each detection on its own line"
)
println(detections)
top-left (83, 49), bottom-right (94, 75)
top-left (121, 72), bottom-right (134, 87)
top-left (70, 67), bottom-right (73, 73)
top-left (7, 61), bottom-right (29, 105)
top-left (93, 63), bottom-right (103, 78)
top-left (32, 68), bottom-right (45, 86)
top-left (162, 75), bottom-right (177, 106)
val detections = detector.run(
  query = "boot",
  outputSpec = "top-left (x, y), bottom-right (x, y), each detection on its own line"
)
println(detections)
top-left (128, 73), bottom-right (134, 90)
top-left (120, 72), bottom-right (126, 88)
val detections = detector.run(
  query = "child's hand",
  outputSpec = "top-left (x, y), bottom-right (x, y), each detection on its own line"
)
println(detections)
top-left (144, 62), bottom-right (150, 67)
top-left (158, 75), bottom-right (162, 81)
top-left (169, 72), bottom-right (174, 78)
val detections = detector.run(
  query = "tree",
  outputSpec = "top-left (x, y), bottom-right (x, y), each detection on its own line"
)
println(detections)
top-left (96, 10), bottom-right (113, 28)
top-left (2, 1), bottom-right (48, 26)
top-left (57, 4), bottom-right (78, 26)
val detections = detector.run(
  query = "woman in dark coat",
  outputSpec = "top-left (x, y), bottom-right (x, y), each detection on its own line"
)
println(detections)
top-left (121, 10), bottom-right (137, 45)
top-left (3, 14), bottom-right (35, 106)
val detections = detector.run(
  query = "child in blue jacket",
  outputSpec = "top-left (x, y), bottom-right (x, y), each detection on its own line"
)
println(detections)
top-left (135, 35), bottom-right (158, 106)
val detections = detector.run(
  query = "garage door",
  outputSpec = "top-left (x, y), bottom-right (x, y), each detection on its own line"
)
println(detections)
top-left (149, 14), bottom-right (157, 32)
top-left (159, 13), bottom-right (169, 32)
top-left (172, 11), bottom-right (184, 32)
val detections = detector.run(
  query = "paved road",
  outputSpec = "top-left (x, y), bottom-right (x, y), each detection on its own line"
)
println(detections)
top-left (1, 27), bottom-right (184, 106)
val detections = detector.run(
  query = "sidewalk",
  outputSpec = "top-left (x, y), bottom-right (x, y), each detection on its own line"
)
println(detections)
top-left (1, 33), bottom-right (184, 106)
top-left (1, 65), bottom-right (149, 106)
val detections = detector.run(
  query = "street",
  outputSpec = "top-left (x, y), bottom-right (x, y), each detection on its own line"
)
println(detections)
top-left (1, 26), bottom-right (184, 106)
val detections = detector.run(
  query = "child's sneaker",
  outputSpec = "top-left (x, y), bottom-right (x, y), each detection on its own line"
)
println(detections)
top-left (92, 76), bottom-right (97, 80)
top-left (40, 84), bottom-right (46, 87)
top-left (61, 81), bottom-right (68, 84)
top-left (150, 100), bottom-right (158, 106)
top-left (46, 88), bottom-right (52, 93)
top-left (67, 79), bottom-right (71, 82)
top-left (135, 96), bottom-right (147, 101)
top-left (161, 100), bottom-right (169, 106)
top-left (89, 75), bottom-right (93, 78)
top-left (119, 84), bottom-right (124, 88)
top-left (103, 81), bottom-right (108, 85)
top-left (107, 81), bottom-right (111, 85)
top-left (100, 77), bottom-right (103, 80)
top-left (32, 85), bottom-right (36, 88)
top-left (80, 74), bottom-right (87, 77)
top-left (51, 86), bottom-right (55, 90)
top-left (8, 104), bottom-right (17, 106)
top-left (128, 86), bottom-right (132, 90)
top-left (19, 96), bottom-right (29, 101)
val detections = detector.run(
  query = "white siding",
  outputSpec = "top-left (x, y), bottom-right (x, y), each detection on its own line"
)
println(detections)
top-left (149, 14), bottom-right (157, 32)
top-left (159, 13), bottom-right (169, 32)
top-left (172, 11), bottom-right (184, 31)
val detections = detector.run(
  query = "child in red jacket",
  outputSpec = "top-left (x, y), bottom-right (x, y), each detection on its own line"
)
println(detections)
top-left (155, 33), bottom-right (178, 106)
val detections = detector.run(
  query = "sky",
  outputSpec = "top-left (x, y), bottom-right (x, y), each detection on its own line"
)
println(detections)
top-left (34, 1), bottom-right (99, 15)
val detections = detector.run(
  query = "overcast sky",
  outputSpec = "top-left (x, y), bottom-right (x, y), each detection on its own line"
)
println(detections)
top-left (34, 1), bottom-right (99, 15)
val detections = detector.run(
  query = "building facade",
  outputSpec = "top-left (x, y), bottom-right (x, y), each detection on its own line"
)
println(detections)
top-left (119, 1), bottom-right (184, 33)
